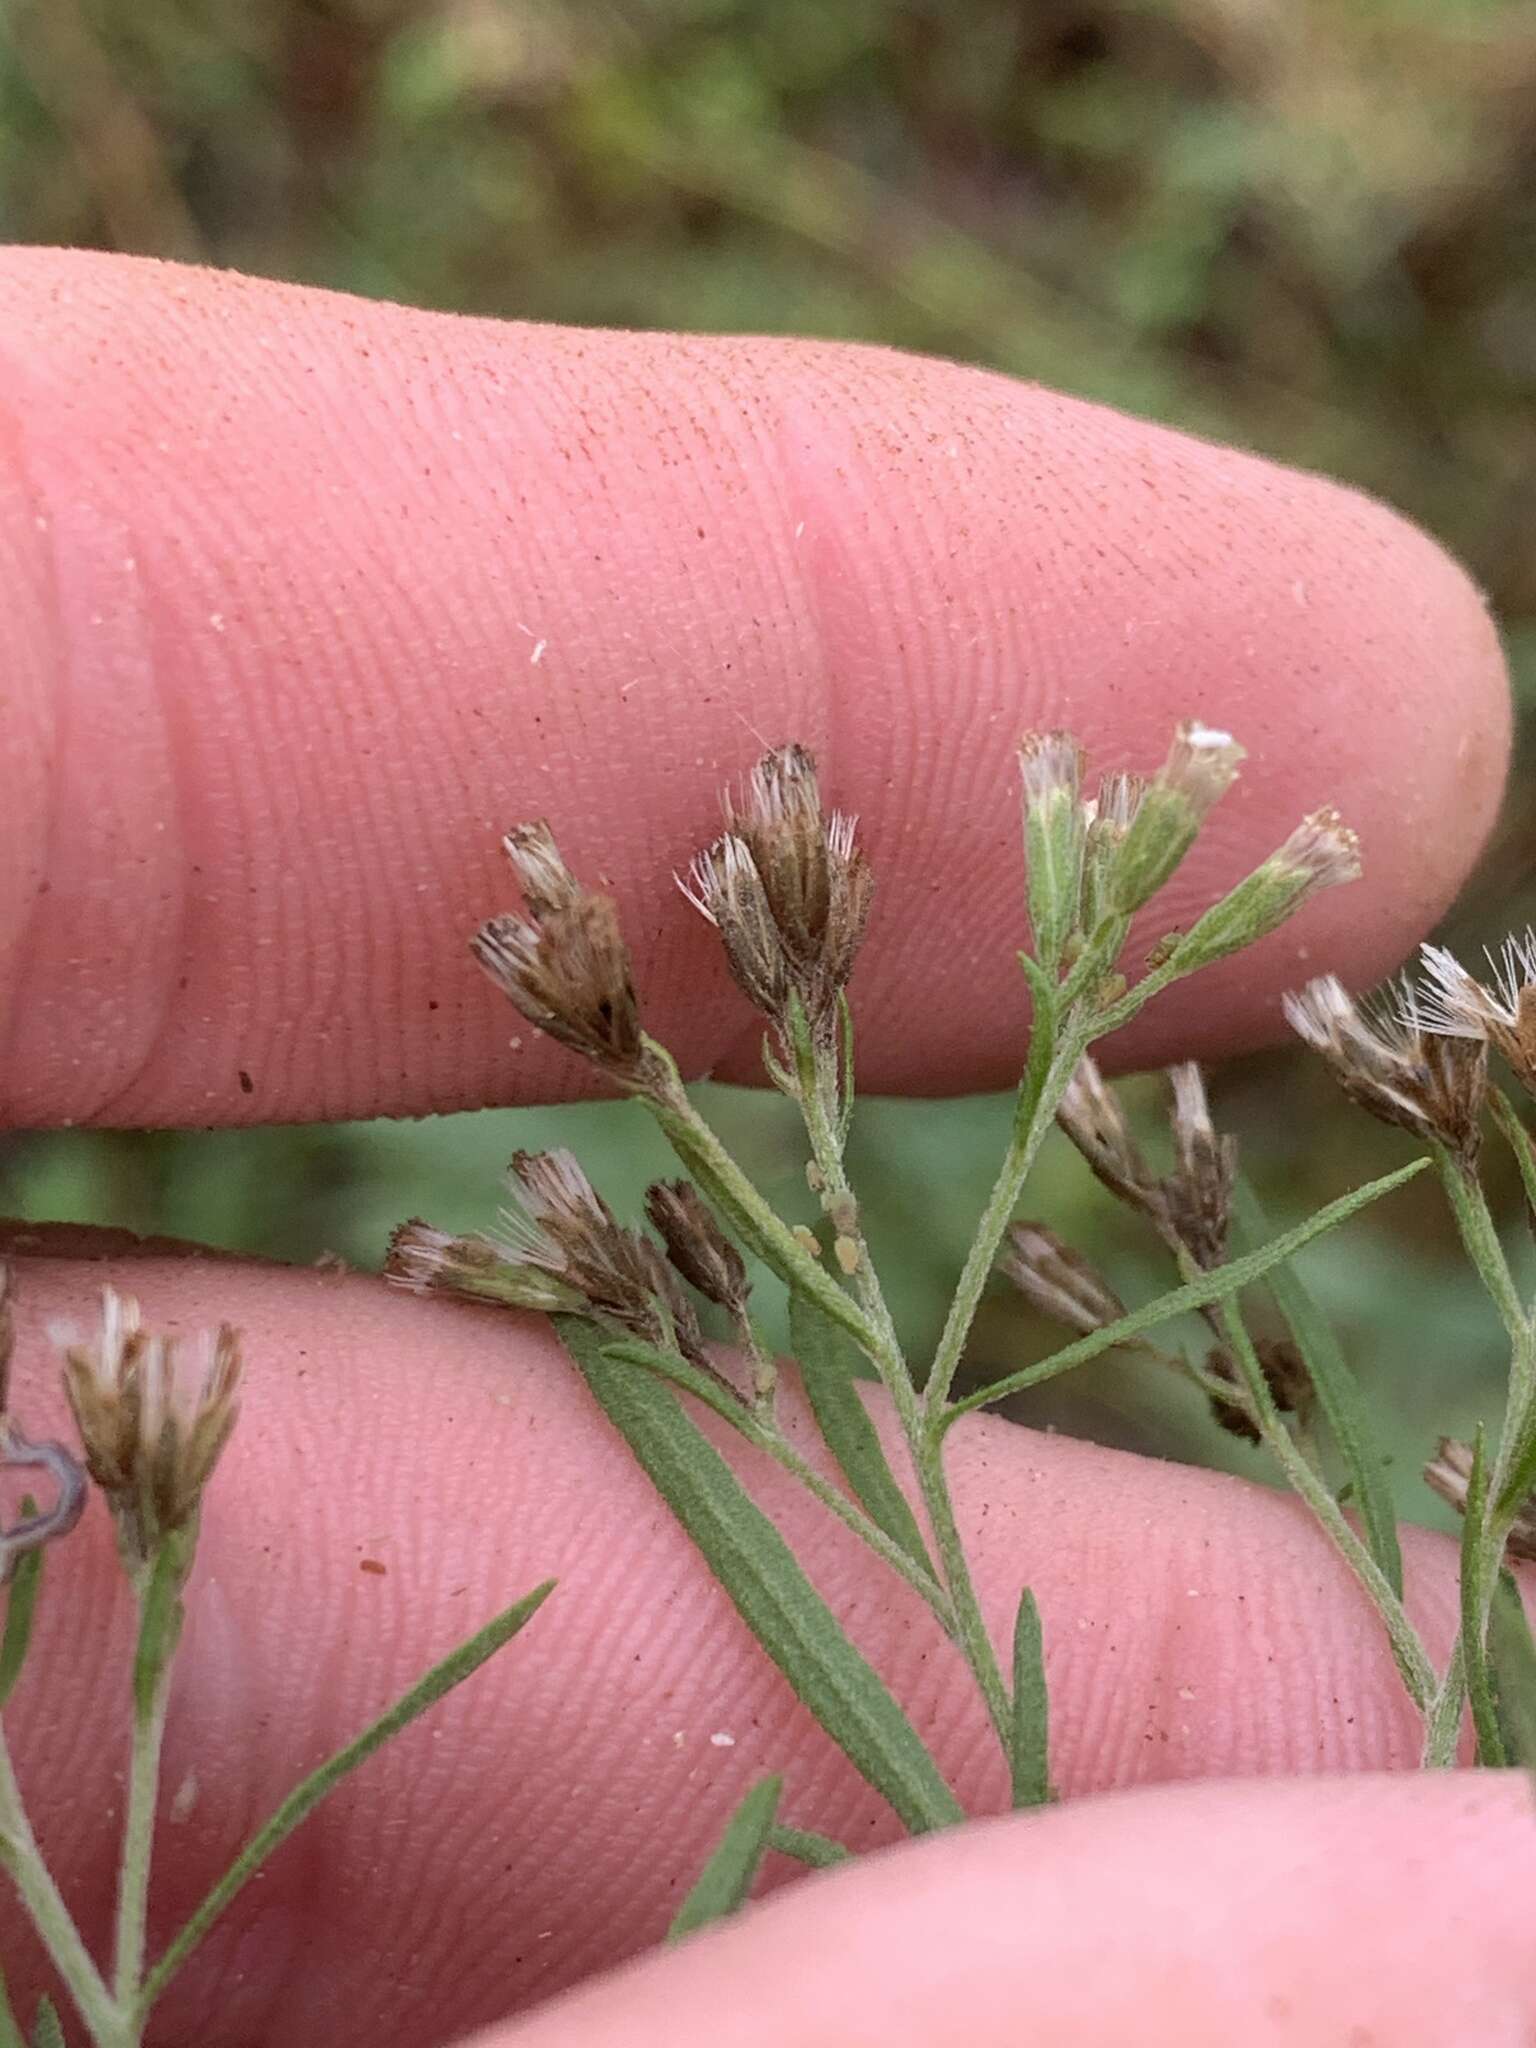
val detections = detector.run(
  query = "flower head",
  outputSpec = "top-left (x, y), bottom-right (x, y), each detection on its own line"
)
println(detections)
top-left (1001, 1223), bottom-right (1125, 1335)
top-left (681, 744), bottom-right (872, 1030)
top-left (1284, 972), bottom-right (1487, 1162)
top-left (58, 1288), bottom-right (242, 1565)
top-left (1416, 933), bottom-right (1536, 1099)
top-left (1425, 1436), bottom-right (1536, 1562)
top-left (1161, 1063), bottom-right (1237, 1272)
top-left (473, 824), bottom-right (656, 1088)
top-left (1107, 722), bottom-right (1245, 912)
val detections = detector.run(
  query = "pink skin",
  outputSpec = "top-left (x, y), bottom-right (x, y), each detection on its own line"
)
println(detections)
top-left (0, 249), bottom-right (1518, 2045)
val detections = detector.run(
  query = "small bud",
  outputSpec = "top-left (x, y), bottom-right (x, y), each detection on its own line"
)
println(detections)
top-left (1160, 1064), bottom-right (1237, 1272)
top-left (1018, 731), bottom-right (1087, 973)
top-left (1081, 772), bottom-right (1145, 932)
top-left (59, 1289), bottom-right (242, 1565)
top-left (1417, 932), bottom-right (1536, 1103)
top-left (805, 1161), bottom-right (825, 1193)
top-left (1284, 974), bottom-right (1487, 1163)
top-left (792, 1223), bottom-right (822, 1258)
top-left (1001, 1223), bottom-right (1126, 1335)
top-left (833, 1235), bottom-right (861, 1275)
top-left (1108, 722), bottom-right (1245, 912)
top-left (1425, 1437), bottom-right (1536, 1562)
top-left (1204, 1347), bottom-right (1260, 1443)
top-left (644, 1180), bottom-right (750, 1314)
top-left (1163, 808), bottom-right (1361, 974)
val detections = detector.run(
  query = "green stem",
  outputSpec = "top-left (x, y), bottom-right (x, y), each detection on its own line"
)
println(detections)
top-left (1217, 1300), bottom-right (1436, 1712)
top-left (783, 1013), bottom-right (1014, 1754)
top-left (640, 1053), bottom-right (887, 1364)
top-left (1434, 1147), bottom-right (1529, 1356)
top-left (0, 1728), bottom-right (125, 2047)
top-left (1423, 1640), bottom-right (1468, 1768)
top-left (115, 1553), bottom-right (184, 2011)
top-left (755, 1424), bottom-right (951, 1617)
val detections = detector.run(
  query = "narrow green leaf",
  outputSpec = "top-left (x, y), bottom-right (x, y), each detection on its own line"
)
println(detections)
top-left (1489, 1569), bottom-right (1536, 1768)
top-left (0, 1972), bottom-right (23, 2048)
top-left (667, 1776), bottom-right (783, 1942)
top-left (558, 1318), bottom-right (964, 1835)
top-left (27, 1999), bottom-right (62, 2048)
top-left (1009, 1588), bottom-right (1052, 1809)
top-left (787, 1294), bottom-right (930, 1571)
top-left (1461, 1430), bottom-right (1507, 1767)
top-left (599, 1341), bottom-right (757, 1439)
top-left (0, 1505), bottom-right (43, 1712)
top-left (1234, 1182), bottom-right (1402, 1598)
top-left (1492, 1088), bottom-right (1536, 1221)
top-left (946, 1157), bottom-right (1430, 1424)
top-left (139, 1579), bottom-right (556, 2010)
top-left (836, 992), bottom-right (856, 1149)
top-left (768, 1823), bottom-right (851, 1869)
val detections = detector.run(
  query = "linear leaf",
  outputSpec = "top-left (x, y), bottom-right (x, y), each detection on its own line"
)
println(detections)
top-left (558, 1317), bottom-right (963, 1834)
top-left (768, 1824), bottom-right (852, 1869)
top-left (1234, 1181), bottom-right (1402, 1597)
top-left (0, 1508), bottom-right (43, 1712)
top-left (140, 1579), bottom-right (556, 2009)
top-left (599, 1340), bottom-right (757, 1439)
top-left (0, 1973), bottom-right (22, 2048)
top-left (1461, 1430), bottom-right (1506, 1766)
top-left (946, 1158), bottom-right (1429, 1423)
top-left (27, 2001), bottom-right (62, 2048)
top-left (787, 1293), bottom-right (930, 1571)
top-left (668, 1776), bottom-right (783, 1942)
top-left (1489, 1569), bottom-right (1536, 1768)
top-left (1009, 1588), bottom-right (1051, 1809)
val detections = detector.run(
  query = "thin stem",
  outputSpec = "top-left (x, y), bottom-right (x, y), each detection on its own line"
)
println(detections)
top-left (1423, 1640), bottom-right (1468, 1768)
top-left (1433, 1146), bottom-right (1529, 1355)
top-left (757, 1425), bottom-right (950, 1617)
top-left (114, 1583), bottom-right (178, 2009)
top-left (786, 1008), bottom-right (1014, 1752)
top-left (639, 1056), bottom-right (888, 1366)
top-left (0, 1728), bottom-right (125, 2047)
top-left (1217, 1299), bottom-right (1436, 1711)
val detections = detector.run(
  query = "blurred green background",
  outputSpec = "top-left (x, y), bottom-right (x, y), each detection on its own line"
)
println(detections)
top-left (3, 0), bottom-right (1536, 1526)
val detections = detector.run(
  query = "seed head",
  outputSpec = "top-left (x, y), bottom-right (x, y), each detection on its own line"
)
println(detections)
top-left (1417, 933), bottom-right (1536, 1102)
top-left (644, 1180), bottom-right (750, 1315)
top-left (1425, 1436), bottom-right (1536, 1562)
top-left (682, 744), bottom-right (873, 1029)
top-left (1001, 1223), bottom-right (1126, 1335)
top-left (58, 1288), bottom-right (242, 1566)
top-left (1161, 1063), bottom-right (1237, 1272)
top-left (1283, 973), bottom-right (1487, 1163)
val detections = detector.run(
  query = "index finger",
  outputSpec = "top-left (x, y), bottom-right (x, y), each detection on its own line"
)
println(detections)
top-left (0, 247), bottom-right (1508, 1127)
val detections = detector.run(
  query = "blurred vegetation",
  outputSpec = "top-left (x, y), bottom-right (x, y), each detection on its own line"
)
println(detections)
top-left (3, 0), bottom-right (1536, 1528)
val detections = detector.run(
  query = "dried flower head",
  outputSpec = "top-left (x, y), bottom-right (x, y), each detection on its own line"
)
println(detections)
top-left (1283, 974), bottom-right (1487, 1163)
top-left (1424, 1437), bottom-right (1536, 1562)
top-left (1204, 1338), bottom-right (1310, 1444)
top-left (1160, 1064), bottom-right (1238, 1272)
top-left (1001, 1223), bottom-right (1126, 1335)
top-left (473, 823), bottom-right (660, 1088)
top-left (1109, 722), bottom-right (1245, 912)
top-left (644, 1180), bottom-right (750, 1316)
top-left (1056, 1054), bottom-right (1161, 1214)
top-left (58, 1289), bottom-right (242, 1565)
top-left (682, 744), bottom-right (872, 1029)
top-left (385, 1221), bottom-right (586, 1313)
top-left (1417, 933), bottom-right (1536, 1100)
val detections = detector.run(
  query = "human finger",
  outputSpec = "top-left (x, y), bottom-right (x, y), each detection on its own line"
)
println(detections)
top-left (0, 247), bottom-right (1509, 1126)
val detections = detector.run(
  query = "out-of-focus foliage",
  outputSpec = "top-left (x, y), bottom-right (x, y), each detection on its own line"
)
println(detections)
top-left (3, 0), bottom-right (1535, 1527)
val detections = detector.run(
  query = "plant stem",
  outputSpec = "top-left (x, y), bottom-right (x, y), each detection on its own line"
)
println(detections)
top-left (0, 1728), bottom-right (126, 2047)
top-left (1217, 1300), bottom-right (1436, 1712)
top-left (753, 1424), bottom-right (951, 1616)
top-left (114, 1572), bottom-right (180, 2011)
